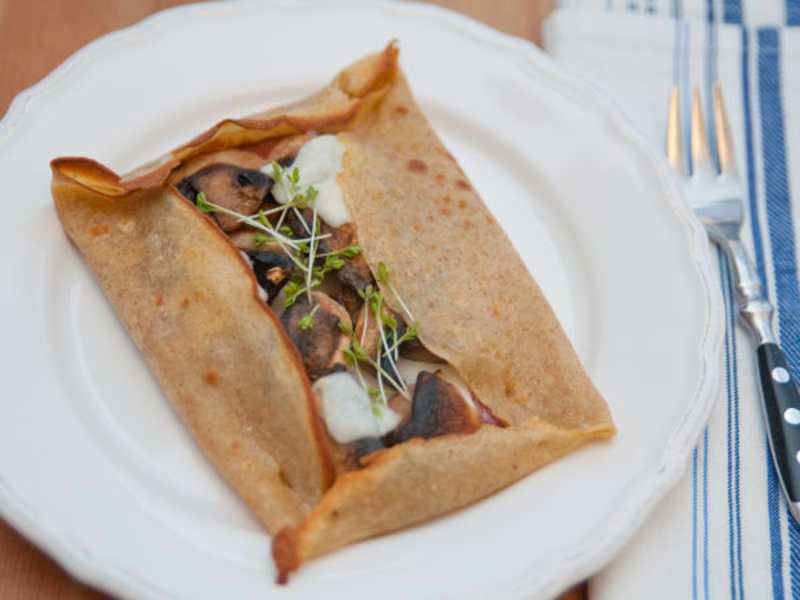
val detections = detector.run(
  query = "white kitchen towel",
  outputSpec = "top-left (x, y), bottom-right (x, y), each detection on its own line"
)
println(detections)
top-left (556, 0), bottom-right (798, 25)
top-left (544, 3), bottom-right (800, 599)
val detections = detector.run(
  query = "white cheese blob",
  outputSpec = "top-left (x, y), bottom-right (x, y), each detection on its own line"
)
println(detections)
top-left (264, 134), bottom-right (352, 228)
top-left (314, 371), bottom-right (402, 444)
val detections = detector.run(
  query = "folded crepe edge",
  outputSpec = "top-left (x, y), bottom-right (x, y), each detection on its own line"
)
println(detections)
top-left (50, 160), bottom-right (337, 529)
top-left (272, 417), bottom-right (615, 582)
top-left (119, 42), bottom-right (399, 189)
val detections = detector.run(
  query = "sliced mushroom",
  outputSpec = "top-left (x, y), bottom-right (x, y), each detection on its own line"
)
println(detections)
top-left (280, 292), bottom-right (351, 381)
top-left (227, 225), bottom-right (272, 252)
top-left (244, 250), bottom-right (294, 304)
top-left (325, 222), bottom-right (373, 291)
top-left (392, 371), bottom-right (481, 443)
top-left (167, 149), bottom-right (267, 185)
top-left (177, 165), bottom-right (273, 232)
top-left (316, 275), bottom-right (363, 323)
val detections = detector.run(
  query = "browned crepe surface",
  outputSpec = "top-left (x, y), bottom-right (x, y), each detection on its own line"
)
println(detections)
top-left (51, 43), bottom-right (615, 581)
top-left (52, 162), bottom-right (333, 531)
top-left (339, 92), bottom-right (611, 429)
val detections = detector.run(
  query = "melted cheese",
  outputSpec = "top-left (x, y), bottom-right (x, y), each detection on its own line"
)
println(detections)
top-left (265, 134), bottom-right (351, 227)
top-left (314, 371), bottom-right (401, 444)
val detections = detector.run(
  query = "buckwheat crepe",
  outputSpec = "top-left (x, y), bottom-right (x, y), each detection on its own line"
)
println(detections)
top-left (51, 43), bottom-right (614, 581)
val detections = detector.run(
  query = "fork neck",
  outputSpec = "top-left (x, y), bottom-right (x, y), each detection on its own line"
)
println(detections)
top-left (724, 239), bottom-right (776, 345)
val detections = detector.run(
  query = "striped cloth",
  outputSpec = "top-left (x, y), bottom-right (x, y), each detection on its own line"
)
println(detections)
top-left (557, 0), bottom-right (800, 25)
top-left (544, 2), bottom-right (800, 599)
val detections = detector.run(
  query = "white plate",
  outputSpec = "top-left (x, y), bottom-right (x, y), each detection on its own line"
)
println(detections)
top-left (0, 1), bottom-right (723, 599)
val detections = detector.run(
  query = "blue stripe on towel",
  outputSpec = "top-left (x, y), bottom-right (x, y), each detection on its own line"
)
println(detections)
top-left (721, 252), bottom-right (743, 599)
top-left (723, 0), bottom-right (743, 24)
top-left (692, 425), bottom-right (712, 600)
top-left (693, 445), bottom-right (700, 599)
top-left (766, 450), bottom-right (785, 599)
top-left (757, 26), bottom-right (800, 598)
top-left (671, 0), bottom-right (682, 20)
top-left (747, 24), bottom-right (784, 598)
top-left (740, 28), bottom-right (783, 597)
top-left (703, 425), bottom-right (710, 600)
top-left (788, 0), bottom-right (800, 26)
top-left (734, 283), bottom-right (744, 599)
top-left (758, 28), bottom-right (800, 400)
top-left (705, 3), bottom-right (718, 165)
top-left (741, 29), bottom-right (768, 282)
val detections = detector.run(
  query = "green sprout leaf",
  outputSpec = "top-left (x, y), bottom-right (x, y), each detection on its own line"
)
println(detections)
top-left (342, 348), bottom-right (356, 367)
top-left (341, 245), bottom-right (363, 258)
top-left (324, 255), bottom-right (345, 270)
top-left (297, 303), bottom-right (320, 330)
top-left (381, 313), bottom-right (397, 330)
top-left (377, 261), bottom-right (391, 283)
top-left (195, 191), bottom-right (214, 213)
top-left (352, 341), bottom-right (370, 362)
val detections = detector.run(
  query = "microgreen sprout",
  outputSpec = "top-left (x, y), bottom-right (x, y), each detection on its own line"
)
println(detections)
top-left (194, 167), bottom-right (419, 413)
top-left (339, 276), bottom-right (420, 411)
top-left (298, 304), bottom-right (320, 331)
top-left (376, 261), bottom-right (415, 322)
top-left (193, 164), bottom-right (362, 329)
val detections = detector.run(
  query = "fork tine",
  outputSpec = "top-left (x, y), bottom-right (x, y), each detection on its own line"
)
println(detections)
top-left (713, 82), bottom-right (738, 177)
top-left (667, 87), bottom-right (686, 176)
top-left (690, 87), bottom-right (715, 179)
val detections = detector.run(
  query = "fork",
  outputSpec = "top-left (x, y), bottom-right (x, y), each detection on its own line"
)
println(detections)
top-left (667, 84), bottom-right (800, 523)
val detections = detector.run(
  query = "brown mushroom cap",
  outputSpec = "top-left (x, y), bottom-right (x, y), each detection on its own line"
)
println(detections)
top-left (392, 370), bottom-right (480, 443)
top-left (177, 164), bottom-right (273, 232)
top-left (280, 291), bottom-right (352, 381)
top-left (325, 222), bottom-right (373, 291)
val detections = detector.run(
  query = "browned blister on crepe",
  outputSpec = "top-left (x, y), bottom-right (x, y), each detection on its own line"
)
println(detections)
top-left (51, 43), bottom-right (614, 582)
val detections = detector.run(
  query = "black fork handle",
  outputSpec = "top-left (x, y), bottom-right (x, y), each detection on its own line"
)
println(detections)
top-left (725, 238), bottom-right (800, 521)
top-left (757, 343), bottom-right (800, 518)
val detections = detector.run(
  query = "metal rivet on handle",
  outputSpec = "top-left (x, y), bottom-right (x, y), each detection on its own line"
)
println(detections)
top-left (773, 367), bottom-right (791, 383)
top-left (785, 408), bottom-right (800, 425)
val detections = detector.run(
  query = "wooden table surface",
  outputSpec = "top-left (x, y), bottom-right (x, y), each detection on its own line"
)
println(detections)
top-left (0, 1), bottom-right (577, 599)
